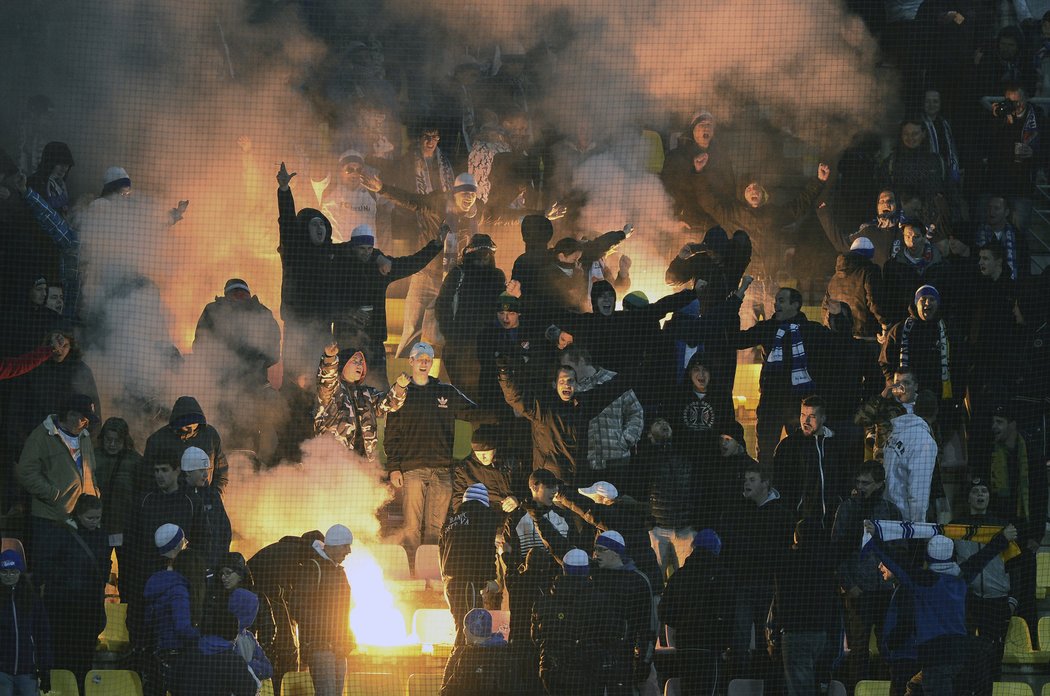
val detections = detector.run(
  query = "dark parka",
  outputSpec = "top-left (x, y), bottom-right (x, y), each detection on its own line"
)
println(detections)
top-left (140, 396), bottom-right (229, 494)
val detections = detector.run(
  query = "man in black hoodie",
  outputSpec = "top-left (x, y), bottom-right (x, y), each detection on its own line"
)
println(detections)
top-left (439, 482), bottom-right (504, 644)
top-left (511, 214), bottom-right (555, 299)
top-left (141, 395), bottom-right (228, 495)
top-left (772, 396), bottom-right (850, 525)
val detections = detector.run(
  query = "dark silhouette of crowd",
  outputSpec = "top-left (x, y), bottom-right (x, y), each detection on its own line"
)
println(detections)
top-left (3, 12), bottom-right (1050, 696)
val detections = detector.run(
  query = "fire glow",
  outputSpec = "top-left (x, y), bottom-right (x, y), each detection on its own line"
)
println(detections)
top-left (343, 545), bottom-right (414, 647)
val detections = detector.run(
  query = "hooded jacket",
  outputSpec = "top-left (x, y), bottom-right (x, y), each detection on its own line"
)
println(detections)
top-left (141, 396), bottom-right (228, 494)
top-left (659, 550), bottom-right (732, 650)
top-left (882, 413), bottom-right (938, 522)
top-left (144, 568), bottom-right (200, 650)
top-left (511, 215), bottom-right (555, 299)
top-left (435, 261), bottom-right (507, 346)
top-left (719, 490), bottom-right (794, 588)
top-left (193, 294), bottom-right (281, 386)
top-left (831, 490), bottom-right (902, 592)
top-left (290, 542), bottom-right (353, 654)
top-left (313, 352), bottom-right (405, 460)
top-left (277, 187), bottom-right (333, 322)
top-left (881, 243), bottom-right (949, 324)
top-left (16, 414), bottom-right (99, 523)
top-left (823, 251), bottom-right (886, 337)
top-left (438, 499), bottom-right (503, 582)
top-left (772, 425), bottom-right (849, 522)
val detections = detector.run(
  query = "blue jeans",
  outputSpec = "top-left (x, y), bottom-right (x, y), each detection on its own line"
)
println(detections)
top-left (0, 673), bottom-right (37, 696)
top-left (307, 650), bottom-right (346, 696)
top-left (401, 467), bottom-right (452, 557)
top-left (781, 630), bottom-right (826, 696)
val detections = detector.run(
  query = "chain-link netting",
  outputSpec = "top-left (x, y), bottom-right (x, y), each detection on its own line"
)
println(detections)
top-left (1, 0), bottom-right (1049, 694)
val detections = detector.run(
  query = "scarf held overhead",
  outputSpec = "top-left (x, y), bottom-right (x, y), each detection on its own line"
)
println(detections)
top-left (865, 519), bottom-right (1021, 561)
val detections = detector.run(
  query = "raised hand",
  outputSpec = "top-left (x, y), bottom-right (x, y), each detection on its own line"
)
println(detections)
top-left (324, 342), bottom-right (339, 358)
top-left (376, 255), bottom-right (393, 276)
top-left (360, 171), bottom-right (383, 192)
top-left (817, 163), bottom-right (831, 182)
top-left (619, 255), bottom-right (632, 273)
top-left (505, 279), bottom-right (522, 298)
top-left (276, 162), bottom-right (297, 190)
top-left (622, 223), bottom-right (634, 239)
top-left (170, 200), bottom-right (189, 223)
top-left (237, 136), bottom-right (253, 154)
top-left (546, 201), bottom-right (567, 220)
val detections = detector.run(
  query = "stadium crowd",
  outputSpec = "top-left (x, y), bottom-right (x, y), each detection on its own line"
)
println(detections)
top-left (3, 10), bottom-right (1050, 696)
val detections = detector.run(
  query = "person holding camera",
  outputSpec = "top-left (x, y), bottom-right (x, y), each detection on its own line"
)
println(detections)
top-left (980, 82), bottom-right (1044, 229)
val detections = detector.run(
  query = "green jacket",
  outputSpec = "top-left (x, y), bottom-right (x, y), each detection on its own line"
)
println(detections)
top-left (16, 415), bottom-right (99, 523)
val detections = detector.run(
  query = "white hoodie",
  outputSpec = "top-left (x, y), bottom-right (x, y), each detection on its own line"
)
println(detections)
top-left (882, 413), bottom-right (938, 522)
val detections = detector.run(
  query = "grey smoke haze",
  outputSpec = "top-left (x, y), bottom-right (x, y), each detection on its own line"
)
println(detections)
top-left (2, 0), bottom-right (894, 442)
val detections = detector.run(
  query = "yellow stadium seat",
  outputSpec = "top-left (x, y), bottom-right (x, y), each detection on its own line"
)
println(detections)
top-left (97, 603), bottom-right (130, 652)
top-left (260, 680), bottom-right (275, 696)
top-left (1036, 552), bottom-right (1050, 600)
top-left (1041, 683), bottom-right (1050, 696)
top-left (1003, 616), bottom-right (1050, 665)
top-left (412, 608), bottom-right (456, 646)
top-left (414, 545), bottom-right (442, 582)
top-left (43, 669), bottom-right (79, 696)
top-left (869, 625), bottom-right (880, 657)
top-left (641, 129), bottom-right (665, 174)
top-left (406, 672), bottom-right (442, 696)
top-left (1039, 616), bottom-right (1050, 652)
top-left (84, 669), bottom-right (143, 696)
top-left (344, 672), bottom-right (400, 696)
top-left (855, 681), bottom-right (891, 696)
top-left (992, 682), bottom-right (1034, 696)
top-left (280, 672), bottom-right (315, 696)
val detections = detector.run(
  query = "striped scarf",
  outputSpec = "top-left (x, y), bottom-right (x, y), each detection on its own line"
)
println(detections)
top-left (900, 317), bottom-right (952, 399)
top-left (766, 322), bottom-right (814, 393)
top-left (923, 116), bottom-right (960, 183)
top-left (866, 519), bottom-right (1021, 561)
top-left (975, 225), bottom-right (1019, 281)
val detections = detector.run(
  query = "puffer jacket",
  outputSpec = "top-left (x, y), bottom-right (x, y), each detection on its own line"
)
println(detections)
top-left (16, 415), bottom-right (99, 523)
top-left (0, 580), bottom-right (52, 676)
top-left (576, 369), bottom-right (644, 469)
top-left (313, 353), bottom-right (405, 460)
top-left (140, 396), bottom-right (228, 494)
top-left (644, 440), bottom-right (699, 530)
top-left (823, 251), bottom-right (886, 337)
top-left (144, 568), bottom-right (200, 650)
top-left (192, 295), bottom-right (281, 386)
top-left (882, 413), bottom-right (938, 522)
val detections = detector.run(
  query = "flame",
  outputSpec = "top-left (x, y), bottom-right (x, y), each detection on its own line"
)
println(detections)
top-left (344, 545), bottom-right (414, 647)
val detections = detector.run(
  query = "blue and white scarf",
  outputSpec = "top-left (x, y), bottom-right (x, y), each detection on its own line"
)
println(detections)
top-left (975, 224), bottom-right (1019, 280)
top-left (765, 322), bottom-right (814, 393)
top-left (923, 116), bottom-right (960, 183)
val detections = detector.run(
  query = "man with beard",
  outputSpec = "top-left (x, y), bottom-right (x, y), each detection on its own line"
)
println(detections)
top-left (821, 189), bottom-right (902, 265)
top-left (772, 396), bottom-right (850, 524)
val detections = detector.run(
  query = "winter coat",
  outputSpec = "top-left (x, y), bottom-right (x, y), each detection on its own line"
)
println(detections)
top-left (186, 484), bottom-right (232, 569)
top-left (718, 490), bottom-right (794, 588)
top-left (141, 396), bottom-right (228, 494)
top-left (40, 524), bottom-right (110, 627)
top-left (193, 295), bottom-right (281, 386)
top-left (659, 551), bottom-right (732, 650)
top-left (125, 488), bottom-right (197, 587)
top-left (879, 309), bottom-right (963, 398)
top-left (531, 575), bottom-right (607, 689)
top-left (328, 241), bottom-right (441, 345)
top-left (574, 369), bottom-right (644, 469)
top-left (498, 370), bottom-right (626, 485)
top-left (16, 415), bottom-right (99, 523)
top-left (831, 492), bottom-right (903, 592)
top-left (199, 588), bottom-right (274, 681)
top-left (881, 245), bottom-right (950, 325)
top-left (313, 352), bottom-right (405, 460)
top-left (436, 263), bottom-right (507, 346)
top-left (440, 641), bottom-right (510, 696)
top-left (290, 543), bottom-right (353, 655)
top-left (823, 251), bottom-right (887, 337)
top-left (882, 413), bottom-right (938, 522)
top-left (247, 535), bottom-right (319, 599)
top-left (660, 139), bottom-right (737, 222)
top-left (93, 447), bottom-right (139, 537)
top-left (277, 187), bottom-right (333, 323)
top-left (0, 580), bottom-right (52, 676)
top-left (772, 425), bottom-right (850, 522)
top-left (384, 377), bottom-right (479, 473)
top-left (451, 455), bottom-right (514, 510)
top-left (771, 535), bottom-right (840, 633)
top-left (26, 142), bottom-right (74, 215)
top-left (0, 346), bottom-right (51, 381)
top-left (644, 440), bottom-right (700, 530)
top-left (525, 230), bottom-right (628, 328)
top-left (438, 500), bottom-right (503, 582)
top-left (592, 563), bottom-right (657, 652)
top-left (988, 437), bottom-right (1048, 544)
top-left (731, 311), bottom-right (843, 399)
top-left (968, 272), bottom-right (1021, 383)
top-left (144, 568), bottom-right (201, 651)
top-left (475, 322), bottom-right (546, 413)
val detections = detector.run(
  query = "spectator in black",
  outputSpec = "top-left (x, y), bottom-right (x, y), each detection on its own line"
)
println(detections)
top-left (980, 81), bottom-right (1042, 229)
top-left (877, 118), bottom-right (952, 214)
top-left (140, 395), bottom-right (228, 495)
top-left (770, 518), bottom-right (839, 696)
top-left (772, 395), bottom-right (850, 524)
top-left (313, 341), bottom-right (409, 461)
top-left (25, 141), bottom-right (74, 217)
top-left (973, 195), bottom-right (1030, 280)
top-left (94, 417), bottom-right (138, 571)
top-left (953, 479), bottom-right (1014, 693)
top-left (210, 552), bottom-right (276, 666)
top-left (530, 549), bottom-right (604, 696)
top-left (439, 483), bottom-right (503, 644)
top-left (290, 524), bottom-right (354, 696)
top-left (528, 229), bottom-right (630, 327)
top-left (451, 426), bottom-right (517, 513)
top-left (180, 447), bottom-right (231, 573)
top-left (475, 292), bottom-right (536, 414)
top-left (843, 189), bottom-right (903, 266)
top-left (659, 529), bottom-right (733, 696)
top-left (436, 233), bottom-right (508, 399)
top-left (328, 222), bottom-right (444, 388)
top-left (881, 219), bottom-right (950, 325)
top-left (644, 419), bottom-right (700, 577)
top-left (274, 162), bottom-right (334, 381)
top-left (0, 549), bottom-right (52, 696)
top-left (554, 481), bottom-right (661, 591)
top-left (385, 342), bottom-right (483, 563)
top-left (660, 111), bottom-right (737, 227)
top-left (590, 530), bottom-right (657, 694)
top-left (124, 458), bottom-right (196, 654)
top-left (440, 608), bottom-right (510, 696)
top-left (732, 287), bottom-right (845, 464)
top-left (510, 214), bottom-right (554, 300)
top-left (988, 405), bottom-right (1046, 646)
top-left (719, 463), bottom-right (794, 680)
top-left (246, 531), bottom-right (325, 693)
top-left (38, 494), bottom-right (108, 693)
top-left (831, 462), bottom-right (903, 688)
top-left (920, 89), bottom-right (962, 185)
top-left (666, 351), bottom-right (737, 454)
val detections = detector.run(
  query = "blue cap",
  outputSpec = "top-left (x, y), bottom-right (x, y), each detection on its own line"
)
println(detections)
top-left (692, 528), bottom-right (722, 556)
